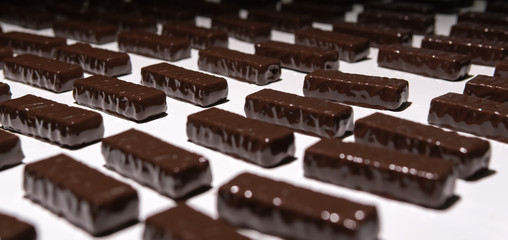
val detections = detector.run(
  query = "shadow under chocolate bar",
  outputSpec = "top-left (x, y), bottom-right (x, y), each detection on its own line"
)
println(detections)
top-left (161, 23), bottom-right (228, 50)
top-left (450, 23), bottom-right (508, 42)
top-left (0, 82), bottom-right (11, 102)
top-left (358, 10), bottom-right (435, 35)
top-left (53, 20), bottom-right (117, 45)
top-left (118, 31), bottom-right (191, 61)
top-left (211, 16), bottom-right (271, 43)
top-left (0, 212), bottom-right (36, 240)
top-left (0, 31), bottom-right (66, 58)
top-left (495, 60), bottom-right (508, 78)
top-left (333, 22), bottom-right (413, 48)
top-left (248, 9), bottom-right (312, 33)
top-left (0, 45), bottom-right (13, 69)
top-left (0, 129), bottom-right (24, 170)
top-left (464, 74), bottom-right (508, 103)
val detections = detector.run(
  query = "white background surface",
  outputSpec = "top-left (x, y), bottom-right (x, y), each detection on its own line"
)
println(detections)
top-left (1, 1), bottom-right (507, 239)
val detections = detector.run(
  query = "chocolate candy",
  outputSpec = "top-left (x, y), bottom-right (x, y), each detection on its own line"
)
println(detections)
top-left (0, 212), bottom-right (36, 240)
top-left (53, 20), bottom-right (117, 45)
top-left (102, 129), bottom-right (211, 199)
top-left (198, 47), bottom-right (281, 85)
top-left (73, 75), bottom-right (167, 121)
top-left (486, 1), bottom-right (508, 13)
top-left (187, 108), bottom-right (295, 167)
top-left (295, 28), bottom-right (370, 63)
top-left (255, 41), bottom-right (339, 73)
top-left (450, 23), bottom-right (508, 42)
top-left (304, 140), bottom-right (456, 208)
top-left (0, 94), bottom-right (104, 147)
top-left (3, 54), bottom-right (84, 93)
top-left (303, 70), bottom-right (409, 110)
top-left (55, 43), bottom-right (131, 77)
top-left (0, 5), bottom-right (53, 30)
top-left (364, 2), bottom-right (436, 14)
top-left (211, 16), bottom-right (271, 43)
top-left (0, 45), bottom-right (13, 68)
top-left (428, 92), bottom-right (508, 143)
top-left (495, 60), bottom-right (508, 78)
top-left (141, 62), bottom-right (228, 107)
top-left (248, 9), bottom-right (312, 33)
top-left (280, 2), bottom-right (346, 24)
top-left (102, 14), bottom-right (157, 33)
top-left (245, 89), bottom-right (354, 138)
top-left (355, 112), bottom-right (490, 179)
top-left (0, 130), bottom-right (24, 170)
top-left (358, 10), bottom-right (435, 35)
top-left (218, 172), bottom-right (380, 240)
top-left (421, 35), bottom-right (508, 66)
top-left (464, 74), bottom-right (508, 103)
top-left (141, 6), bottom-right (195, 24)
top-left (0, 82), bottom-right (11, 102)
top-left (458, 11), bottom-right (508, 27)
top-left (0, 31), bottom-right (66, 58)
top-left (118, 31), bottom-right (191, 61)
top-left (24, 154), bottom-right (139, 236)
top-left (333, 22), bottom-right (412, 48)
top-left (161, 23), bottom-right (228, 50)
top-left (144, 204), bottom-right (248, 240)
top-left (377, 45), bottom-right (471, 81)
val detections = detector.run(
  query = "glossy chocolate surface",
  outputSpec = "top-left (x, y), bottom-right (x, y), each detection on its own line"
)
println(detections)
top-left (295, 28), bottom-right (370, 63)
top-left (495, 60), bottom-right (508, 78)
top-left (333, 22), bottom-right (413, 48)
top-left (187, 108), bottom-right (295, 167)
top-left (218, 172), bottom-right (379, 240)
top-left (118, 31), bottom-right (191, 61)
top-left (450, 23), bottom-right (508, 42)
top-left (377, 45), bottom-right (471, 81)
top-left (428, 92), bottom-right (508, 143)
top-left (102, 129), bottom-right (211, 199)
top-left (358, 10), bottom-right (435, 35)
top-left (141, 62), bottom-right (228, 107)
top-left (464, 74), bottom-right (508, 103)
top-left (280, 2), bottom-right (346, 24)
top-left (0, 212), bottom-right (36, 240)
top-left (255, 41), bottom-right (339, 73)
top-left (0, 31), bottom-right (66, 58)
top-left (458, 11), bottom-right (508, 27)
top-left (73, 75), bottom-right (167, 121)
top-left (144, 204), bottom-right (248, 240)
top-left (0, 5), bottom-right (53, 30)
top-left (211, 16), bottom-right (271, 43)
top-left (24, 154), bottom-right (139, 236)
top-left (304, 140), bottom-right (456, 208)
top-left (198, 47), bottom-right (281, 85)
top-left (3, 54), bottom-right (84, 93)
top-left (0, 129), bottom-right (24, 170)
top-left (355, 112), bottom-right (490, 179)
top-left (0, 45), bottom-right (13, 68)
top-left (245, 88), bottom-right (353, 138)
top-left (162, 23), bottom-right (228, 50)
top-left (303, 70), bottom-right (409, 110)
top-left (53, 20), bottom-right (117, 45)
top-left (0, 94), bottom-right (104, 147)
top-left (248, 9), bottom-right (312, 33)
top-left (102, 14), bottom-right (157, 33)
top-left (364, 2), bottom-right (436, 14)
top-left (0, 82), bottom-right (11, 102)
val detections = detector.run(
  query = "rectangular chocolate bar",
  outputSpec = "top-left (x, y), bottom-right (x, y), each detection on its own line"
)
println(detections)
top-left (218, 172), bottom-right (380, 240)
top-left (450, 23), bottom-right (508, 42)
top-left (0, 94), bottom-right (104, 147)
top-left (141, 6), bottom-right (195, 24)
top-left (303, 70), bottom-right (409, 110)
top-left (0, 31), bottom-right (66, 58)
top-left (458, 11), bottom-right (508, 27)
top-left (280, 2), bottom-right (346, 24)
top-left (0, 82), bottom-right (11, 102)
top-left (248, 9), bottom-right (312, 33)
top-left (0, 130), bottom-right (24, 170)
top-left (363, 2), bottom-right (436, 14)
top-left (118, 31), bottom-right (191, 61)
top-left (198, 47), bottom-right (281, 85)
top-left (186, 108), bottom-right (295, 167)
top-left (211, 16), bottom-right (271, 43)
top-left (486, 1), bottom-right (508, 13)
top-left (304, 140), bottom-right (456, 208)
top-left (3, 54), bottom-right (84, 93)
top-left (0, 45), bottom-right (13, 68)
top-left (161, 23), bottom-right (228, 50)
top-left (245, 89), bottom-right (353, 138)
top-left (355, 112), bottom-right (490, 179)
top-left (464, 75), bottom-right (508, 103)
top-left (332, 22), bottom-right (413, 47)
top-left (357, 10), bottom-right (434, 35)
top-left (255, 41), bottom-right (339, 73)
top-left (377, 45), bottom-right (471, 81)
top-left (0, 212), bottom-right (36, 240)
top-left (102, 129), bottom-right (211, 199)
top-left (102, 14), bottom-right (157, 33)
top-left (295, 28), bottom-right (370, 63)
top-left (73, 75), bottom-right (167, 121)
top-left (54, 43), bottom-right (131, 77)
top-left (495, 60), bottom-right (508, 78)
top-left (144, 204), bottom-right (248, 240)
top-left (53, 20), bottom-right (117, 45)
top-left (141, 62), bottom-right (228, 107)
top-left (428, 92), bottom-right (508, 143)
top-left (0, 5), bottom-right (53, 30)
top-left (24, 154), bottom-right (139, 236)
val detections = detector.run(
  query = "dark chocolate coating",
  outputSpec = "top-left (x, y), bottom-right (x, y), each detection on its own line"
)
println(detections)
top-left (118, 31), bottom-right (191, 62)
top-left (0, 82), bottom-right (12, 102)
top-left (428, 92), bottom-right (508, 143)
top-left (0, 94), bottom-right (104, 147)
top-left (355, 112), bottom-right (490, 179)
top-left (0, 212), bottom-right (36, 240)
top-left (102, 14), bottom-right (157, 33)
top-left (486, 1), bottom-right (508, 14)
top-left (295, 28), bottom-right (370, 63)
top-left (333, 22), bottom-right (413, 48)
top-left (464, 74), bottom-right (508, 103)
top-left (162, 23), bottom-right (228, 50)
top-left (102, 129), bottom-right (212, 199)
top-left (179, 0), bottom-right (237, 17)
top-left (141, 6), bottom-right (195, 24)
top-left (304, 140), bottom-right (456, 208)
top-left (377, 45), bottom-right (471, 81)
top-left (186, 108), bottom-right (295, 167)
top-left (211, 16), bottom-right (271, 43)
top-left (494, 60), bottom-right (508, 78)
top-left (0, 129), bottom-right (24, 170)
top-left (24, 154), bottom-right (139, 236)
top-left (421, 35), bottom-right (508, 67)
top-left (280, 2), bottom-right (346, 24)
top-left (245, 88), bottom-right (354, 138)
top-left (0, 31), bottom-right (66, 58)
top-left (0, 45), bottom-right (13, 69)
top-left (450, 23), bottom-right (508, 42)
top-left (73, 75), bottom-right (167, 121)
top-left (458, 11), bottom-right (508, 27)
top-left (255, 41), bottom-right (339, 73)
top-left (248, 9), bottom-right (312, 33)
top-left (53, 20), bottom-right (117, 45)
top-left (143, 204), bottom-right (248, 240)
top-left (364, 2), bottom-right (436, 14)
top-left (303, 70), bottom-right (409, 110)
top-left (0, 5), bottom-right (53, 30)
top-left (141, 62), bottom-right (228, 107)
top-left (3, 54), bottom-right (84, 93)
top-left (218, 172), bottom-right (380, 240)
top-left (357, 10), bottom-right (435, 35)
top-left (198, 47), bottom-right (281, 85)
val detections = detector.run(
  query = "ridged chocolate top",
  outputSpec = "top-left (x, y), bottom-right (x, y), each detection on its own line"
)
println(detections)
top-left (450, 23), bottom-right (508, 42)
top-left (118, 31), bottom-right (189, 47)
top-left (200, 47), bottom-right (279, 68)
top-left (56, 43), bottom-right (130, 66)
top-left (332, 22), bottom-right (412, 47)
top-left (0, 212), bottom-right (36, 240)
top-left (280, 2), bottom-right (346, 23)
top-left (464, 75), bottom-right (508, 103)
top-left (211, 16), bottom-right (271, 43)
top-left (4, 54), bottom-right (83, 80)
top-left (248, 9), bottom-right (312, 33)
top-left (142, 62), bottom-right (227, 88)
top-left (163, 23), bottom-right (228, 40)
top-left (53, 20), bottom-right (117, 35)
top-left (0, 31), bottom-right (66, 46)
top-left (358, 10), bottom-right (434, 34)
